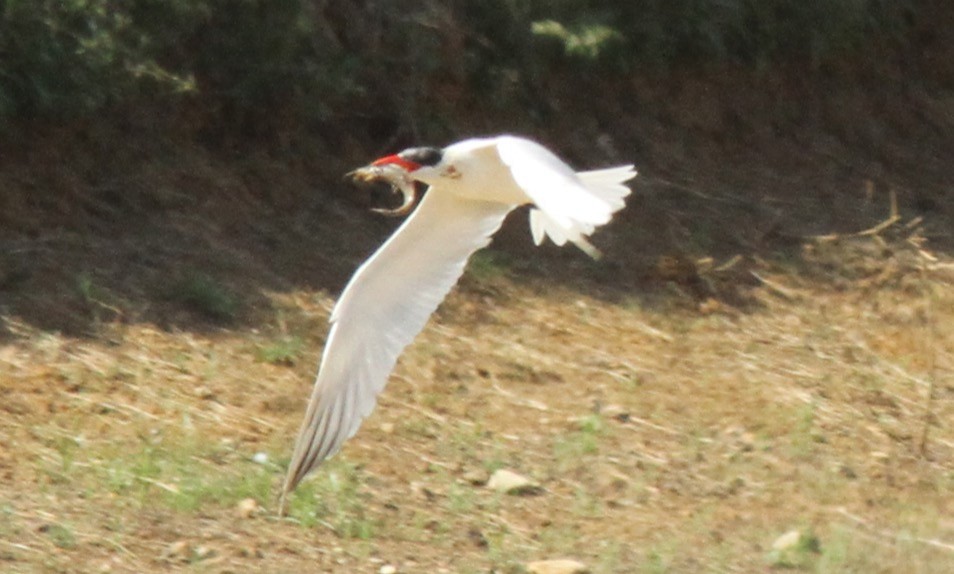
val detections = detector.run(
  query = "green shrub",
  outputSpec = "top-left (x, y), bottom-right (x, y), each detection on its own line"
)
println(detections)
top-left (170, 273), bottom-right (237, 321)
top-left (522, 1), bottom-right (914, 68)
top-left (0, 0), bottom-right (192, 119)
top-left (0, 1), bottom-right (917, 127)
top-left (0, 0), bottom-right (339, 126)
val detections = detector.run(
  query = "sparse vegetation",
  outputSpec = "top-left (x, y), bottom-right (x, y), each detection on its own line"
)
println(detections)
top-left (257, 335), bottom-right (304, 366)
top-left (286, 460), bottom-right (378, 539)
top-left (5, 227), bottom-right (950, 571)
top-left (39, 522), bottom-right (76, 550)
top-left (9, 186), bottom-right (951, 571)
top-left (466, 251), bottom-right (514, 283)
top-left (553, 413), bottom-right (606, 472)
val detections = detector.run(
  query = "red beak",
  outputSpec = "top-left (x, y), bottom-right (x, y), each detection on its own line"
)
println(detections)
top-left (371, 154), bottom-right (422, 172)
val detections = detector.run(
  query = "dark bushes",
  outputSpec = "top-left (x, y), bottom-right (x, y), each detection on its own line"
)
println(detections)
top-left (0, 1), bottom-right (915, 128)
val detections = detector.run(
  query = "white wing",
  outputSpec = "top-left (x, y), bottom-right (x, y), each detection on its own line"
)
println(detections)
top-left (282, 190), bottom-right (514, 496)
top-left (496, 136), bottom-right (635, 257)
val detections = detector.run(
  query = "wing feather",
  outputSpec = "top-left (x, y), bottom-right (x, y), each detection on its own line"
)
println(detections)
top-left (497, 137), bottom-right (612, 227)
top-left (282, 190), bottom-right (514, 497)
top-left (496, 136), bottom-right (635, 256)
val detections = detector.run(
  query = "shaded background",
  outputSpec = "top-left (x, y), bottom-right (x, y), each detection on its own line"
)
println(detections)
top-left (1, 0), bottom-right (951, 335)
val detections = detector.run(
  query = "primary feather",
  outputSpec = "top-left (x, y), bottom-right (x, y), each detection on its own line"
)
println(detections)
top-left (282, 191), bottom-right (511, 498)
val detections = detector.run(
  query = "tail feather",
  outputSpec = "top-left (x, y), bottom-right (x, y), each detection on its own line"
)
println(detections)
top-left (577, 165), bottom-right (636, 209)
top-left (530, 209), bottom-right (567, 246)
top-left (529, 164), bottom-right (636, 258)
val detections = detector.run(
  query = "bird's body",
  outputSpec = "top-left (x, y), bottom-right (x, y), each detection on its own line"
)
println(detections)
top-left (281, 135), bottom-right (636, 503)
top-left (420, 137), bottom-right (528, 204)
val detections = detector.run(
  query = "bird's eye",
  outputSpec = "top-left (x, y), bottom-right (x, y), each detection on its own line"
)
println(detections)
top-left (399, 147), bottom-right (443, 167)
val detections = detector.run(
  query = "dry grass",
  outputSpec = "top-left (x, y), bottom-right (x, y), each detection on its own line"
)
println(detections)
top-left (1, 208), bottom-right (952, 573)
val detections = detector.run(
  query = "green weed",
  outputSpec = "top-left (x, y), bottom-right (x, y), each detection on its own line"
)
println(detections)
top-left (170, 273), bottom-right (237, 321)
top-left (788, 402), bottom-right (821, 460)
top-left (286, 460), bottom-right (378, 539)
top-left (40, 522), bottom-right (77, 550)
top-left (72, 433), bottom-right (277, 515)
top-left (466, 251), bottom-right (512, 282)
top-left (257, 335), bottom-right (304, 366)
top-left (554, 414), bottom-right (606, 472)
top-left (447, 482), bottom-right (475, 514)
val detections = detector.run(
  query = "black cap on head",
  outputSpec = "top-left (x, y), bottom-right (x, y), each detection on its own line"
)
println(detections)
top-left (398, 147), bottom-right (443, 167)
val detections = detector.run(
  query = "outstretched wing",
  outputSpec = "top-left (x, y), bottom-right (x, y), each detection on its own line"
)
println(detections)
top-left (282, 191), bottom-right (514, 497)
top-left (496, 136), bottom-right (635, 256)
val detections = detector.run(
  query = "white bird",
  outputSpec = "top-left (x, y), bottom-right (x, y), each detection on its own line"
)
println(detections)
top-left (281, 135), bottom-right (635, 503)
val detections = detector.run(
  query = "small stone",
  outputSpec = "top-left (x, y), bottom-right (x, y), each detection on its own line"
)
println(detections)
top-left (194, 386), bottom-right (216, 399)
top-left (238, 544), bottom-right (264, 558)
top-left (768, 529), bottom-right (820, 567)
top-left (526, 558), bottom-right (589, 574)
top-left (379, 422), bottom-right (395, 434)
top-left (772, 530), bottom-right (802, 551)
top-left (487, 469), bottom-right (541, 495)
top-left (235, 497), bottom-right (259, 518)
top-left (461, 468), bottom-right (488, 486)
top-left (161, 540), bottom-right (192, 562)
top-left (379, 565), bottom-right (397, 574)
top-left (468, 528), bottom-right (489, 548)
top-left (410, 481), bottom-right (438, 500)
top-left (251, 452), bottom-right (269, 465)
top-left (600, 404), bottom-right (630, 422)
top-left (837, 463), bottom-right (857, 479)
top-left (193, 545), bottom-right (216, 561)
top-left (724, 476), bottom-right (745, 495)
